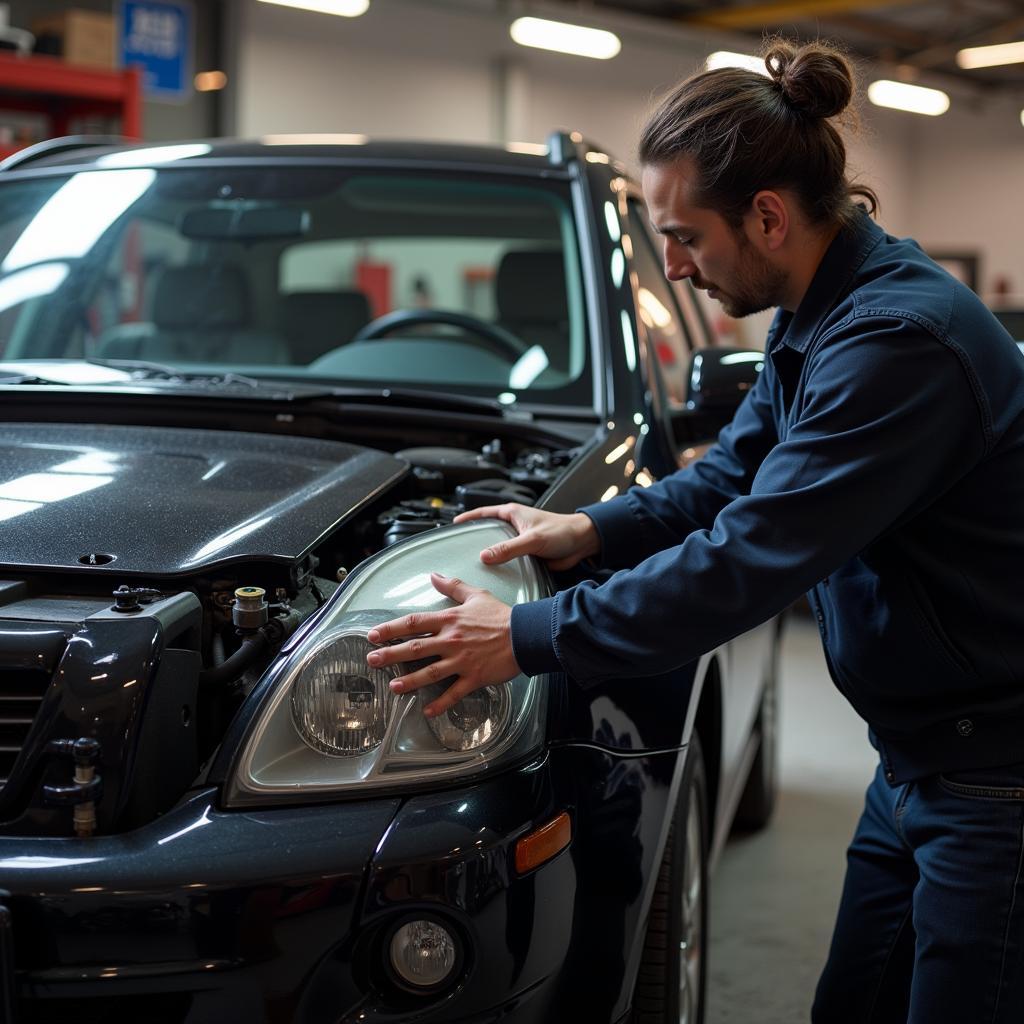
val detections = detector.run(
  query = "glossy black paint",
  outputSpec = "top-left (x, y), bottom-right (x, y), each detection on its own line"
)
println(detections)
top-left (3, 789), bottom-right (399, 1022)
top-left (0, 136), bottom-right (773, 1023)
top-left (1, 740), bottom-right (679, 1024)
top-left (0, 422), bottom-right (406, 578)
top-left (0, 592), bottom-right (202, 836)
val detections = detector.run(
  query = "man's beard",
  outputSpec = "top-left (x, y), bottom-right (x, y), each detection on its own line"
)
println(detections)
top-left (698, 234), bottom-right (786, 318)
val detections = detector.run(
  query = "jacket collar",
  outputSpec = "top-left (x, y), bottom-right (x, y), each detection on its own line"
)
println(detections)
top-left (770, 210), bottom-right (885, 355)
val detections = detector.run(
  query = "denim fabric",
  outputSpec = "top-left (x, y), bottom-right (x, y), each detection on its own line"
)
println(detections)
top-left (511, 211), bottom-right (1024, 782)
top-left (812, 761), bottom-right (1024, 1023)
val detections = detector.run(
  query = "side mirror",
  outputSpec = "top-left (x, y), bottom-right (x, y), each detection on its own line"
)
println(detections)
top-left (672, 347), bottom-right (765, 445)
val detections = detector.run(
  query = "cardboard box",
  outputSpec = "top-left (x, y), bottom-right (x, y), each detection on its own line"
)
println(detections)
top-left (32, 10), bottom-right (115, 70)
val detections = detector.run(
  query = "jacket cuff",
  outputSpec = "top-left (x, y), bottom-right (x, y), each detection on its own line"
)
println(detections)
top-left (577, 497), bottom-right (640, 568)
top-left (510, 597), bottom-right (563, 677)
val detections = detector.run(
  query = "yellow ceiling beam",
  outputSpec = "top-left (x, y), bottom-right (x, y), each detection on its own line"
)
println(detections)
top-left (685, 0), bottom-right (914, 31)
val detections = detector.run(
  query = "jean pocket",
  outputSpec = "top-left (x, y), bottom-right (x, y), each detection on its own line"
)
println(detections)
top-left (938, 762), bottom-right (1024, 800)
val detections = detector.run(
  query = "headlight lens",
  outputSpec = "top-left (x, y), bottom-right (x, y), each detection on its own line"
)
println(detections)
top-left (291, 632), bottom-right (394, 756)
top-left (226, 520), bottom-right (548, 804)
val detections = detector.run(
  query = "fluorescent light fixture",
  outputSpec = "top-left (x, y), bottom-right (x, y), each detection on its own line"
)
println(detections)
top-left (585, 151), bottom-right (610, 163)
top-left (96, 144), bottom-right (211, 167)
top-left (509, 345), bottom-right (550, 389)
top-left (3, 170), bottom-right (156, 271)
top-left (0, 263), bottom-right (69, 313)
top-left (867, 80), bottom-right (949, 116)
top-left (638, 287), bottom-right (673, 329)
top-left (257, 0), bottom-right (369, 15)
top-left (956, 41), bottom-right (1024, 69)
top-left (505, 141), bottom-right (548, 156)
top-left (195, 70), bottom-right (227, 91)
top-left (261, 133), bottom-right (367, 145)
top-left (510, 17), bottom-right (621, 60)
top-left (603, 201), bottom-right (621, 242)
top-left (706, 51), bottom-right (768, 76)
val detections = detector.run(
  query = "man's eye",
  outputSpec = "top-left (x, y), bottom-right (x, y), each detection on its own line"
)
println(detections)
top-left (674, 234), bottom-right (694, 246)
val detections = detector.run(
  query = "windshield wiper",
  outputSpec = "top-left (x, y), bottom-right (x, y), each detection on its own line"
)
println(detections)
top-left (86, 359), bottom-right (264, 388)
top-left (325, 385), bottom-right (510, 417)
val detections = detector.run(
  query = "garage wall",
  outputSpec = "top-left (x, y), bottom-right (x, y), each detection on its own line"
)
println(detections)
top-left (228, 0), bottom-right (1019, 302)
top-left (904, 98), bottom-right (1024, 301)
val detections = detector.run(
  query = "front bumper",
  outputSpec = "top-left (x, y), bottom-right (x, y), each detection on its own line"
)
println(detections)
top-left (1, 750), bottom-right (580, 1024)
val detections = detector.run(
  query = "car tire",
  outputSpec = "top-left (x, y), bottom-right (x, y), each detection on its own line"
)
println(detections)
top-left (733, 637), bottom-right (780, 832)
top-left (631, 731), bottom-right (708, 1024)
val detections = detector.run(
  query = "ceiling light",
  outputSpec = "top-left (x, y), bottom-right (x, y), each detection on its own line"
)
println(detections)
top-left (257, 0), bottom-right (369, 16)
top-left (867, 80), bottom-right (949, 116)
top-left (956, 41), bottom-right (1024, 69)
top-left (194, 71), bottom-right (227, 91)
top-left (261, 133), bottom-right (367, 145)
top-left (510, 17), bottom-right (621, 60)
top-left (706, 51), bottom-right (768, 76)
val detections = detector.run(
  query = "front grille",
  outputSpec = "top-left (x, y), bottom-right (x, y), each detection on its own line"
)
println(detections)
top-left (0, 669), bottom-right (50, 790)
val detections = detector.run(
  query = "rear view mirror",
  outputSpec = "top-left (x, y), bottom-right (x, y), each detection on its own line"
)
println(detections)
top-left (671, 347), bottom-right (765, 445)
top-left (179, 205), bottom-right (311, 241)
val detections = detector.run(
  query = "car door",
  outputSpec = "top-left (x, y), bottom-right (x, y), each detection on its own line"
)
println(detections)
top-left (624, 195), bottom-right (771, 799)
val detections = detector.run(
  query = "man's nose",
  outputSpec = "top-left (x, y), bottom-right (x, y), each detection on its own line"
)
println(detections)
top-left (665, 254), bottom-right (696, 282)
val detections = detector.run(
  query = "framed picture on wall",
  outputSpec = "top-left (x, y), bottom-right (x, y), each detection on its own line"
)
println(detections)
top-left (929, 251), bottom-right (980, 293)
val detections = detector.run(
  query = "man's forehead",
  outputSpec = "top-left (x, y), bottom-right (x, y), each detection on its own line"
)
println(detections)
top-left (642, 160), bottom-right (701, 224)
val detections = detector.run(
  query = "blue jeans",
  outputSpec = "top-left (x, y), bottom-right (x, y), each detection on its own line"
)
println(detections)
top-left (812, 761), bottom-right (1024, 1023)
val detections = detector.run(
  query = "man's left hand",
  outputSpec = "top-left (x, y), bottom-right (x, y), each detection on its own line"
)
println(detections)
top-left (366, 573), bottom-right (520, 718)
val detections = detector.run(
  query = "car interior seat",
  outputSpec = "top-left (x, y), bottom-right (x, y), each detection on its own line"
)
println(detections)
top-left (495, 250), bottom-right (571, 374)
top-left (280, 289), bottom-right (372, 363)
top-left (96, 264), bottom-right (288, 365)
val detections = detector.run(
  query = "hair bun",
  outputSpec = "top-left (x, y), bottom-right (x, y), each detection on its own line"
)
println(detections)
top-left (764, 41), bottom-right (853, 119)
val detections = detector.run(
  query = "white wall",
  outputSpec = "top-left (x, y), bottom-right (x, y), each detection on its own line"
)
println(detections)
top-left (227, 0), bottom-right (1019, 307)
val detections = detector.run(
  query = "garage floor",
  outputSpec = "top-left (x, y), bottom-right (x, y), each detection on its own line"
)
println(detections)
top-left (708, 613), bottom-right (879, 1023)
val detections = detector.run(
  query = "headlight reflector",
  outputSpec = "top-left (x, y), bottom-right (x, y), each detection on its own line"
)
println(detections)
top-left (426, 683), bottom-right (509, 751)
top-left (290, 632), bottom-right (393, 756)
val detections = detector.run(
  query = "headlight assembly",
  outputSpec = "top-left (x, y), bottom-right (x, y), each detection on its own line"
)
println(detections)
top-left (225, 520), bottom-right (548, 804)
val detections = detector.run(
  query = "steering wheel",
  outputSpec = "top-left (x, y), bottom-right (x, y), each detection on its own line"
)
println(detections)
top-left (351, 309), bottom-right (526, 362)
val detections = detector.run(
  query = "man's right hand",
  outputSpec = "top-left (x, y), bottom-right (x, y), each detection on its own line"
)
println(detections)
top-left (452, 504), bottom-right (600, 571)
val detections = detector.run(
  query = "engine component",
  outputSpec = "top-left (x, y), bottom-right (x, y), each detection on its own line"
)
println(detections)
top-left (233, 586), bottom-right (269, 631)
top-left (42, 738), bottom-right (103, 837)
top-left (397, 446), bottom-right (510, 488)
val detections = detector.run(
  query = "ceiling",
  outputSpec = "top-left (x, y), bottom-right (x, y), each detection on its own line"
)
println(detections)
top-left (552, 0), bottom-right (1024, 94)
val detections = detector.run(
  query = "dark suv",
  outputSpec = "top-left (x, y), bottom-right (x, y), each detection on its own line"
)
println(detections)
top-left (0, 132), bottom-right (778, 1024)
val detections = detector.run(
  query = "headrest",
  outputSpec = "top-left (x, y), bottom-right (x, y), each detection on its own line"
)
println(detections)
top-left (282, 290), bottom-right (371, 339)
top-left (495, 251), bottom-right (568, 324)
top-left (152, 265), bottom-right (249, 329)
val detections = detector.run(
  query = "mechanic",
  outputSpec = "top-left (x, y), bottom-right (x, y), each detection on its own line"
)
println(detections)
top-left (367, 40), bottom-right (1024, 1022)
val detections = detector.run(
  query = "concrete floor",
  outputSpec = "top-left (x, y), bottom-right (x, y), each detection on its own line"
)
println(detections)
top-left (707, 613), bottom-right (879, 1024)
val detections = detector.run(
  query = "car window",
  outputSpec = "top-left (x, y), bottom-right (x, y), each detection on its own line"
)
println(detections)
top-left (0, 166), bottom-right (592, 407)
top-left (626, 200), bottom-right (694, 405)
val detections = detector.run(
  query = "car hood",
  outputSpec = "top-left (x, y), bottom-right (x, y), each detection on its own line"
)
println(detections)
top-left (0, 423), bottom-right (407, 577)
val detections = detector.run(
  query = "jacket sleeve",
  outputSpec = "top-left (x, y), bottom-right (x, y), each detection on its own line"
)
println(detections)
top-left (578, 351), bottom-right (781, 569)
top-left (510, 318), bottom-right (987, 683)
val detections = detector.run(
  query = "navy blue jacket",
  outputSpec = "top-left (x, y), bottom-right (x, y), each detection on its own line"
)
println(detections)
top-left (511, 213), bottom-right (1024, 783)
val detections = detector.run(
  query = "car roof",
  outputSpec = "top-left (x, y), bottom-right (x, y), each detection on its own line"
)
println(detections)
top-left (0, 134), bottom-right (629, 178)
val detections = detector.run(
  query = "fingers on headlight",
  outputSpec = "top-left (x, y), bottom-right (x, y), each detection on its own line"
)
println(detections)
top-left (425, 684), bottom-right (511, 751)
top-left (291, 633), bottom-right (394, 757)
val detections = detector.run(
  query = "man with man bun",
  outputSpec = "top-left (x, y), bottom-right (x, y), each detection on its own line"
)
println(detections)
top-left (367, 40), bottom-right (1024, 1021)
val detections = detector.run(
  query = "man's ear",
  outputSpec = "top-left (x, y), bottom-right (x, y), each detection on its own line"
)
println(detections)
top-left (746, 191), bottom-right (789, 252)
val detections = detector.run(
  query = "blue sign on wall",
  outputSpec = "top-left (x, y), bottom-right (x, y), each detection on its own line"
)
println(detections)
top-left (118, 1), bottom-right (193, 102)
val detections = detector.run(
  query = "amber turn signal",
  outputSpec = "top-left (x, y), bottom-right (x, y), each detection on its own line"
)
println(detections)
top-left (514, 810), bottom-right (572, 874)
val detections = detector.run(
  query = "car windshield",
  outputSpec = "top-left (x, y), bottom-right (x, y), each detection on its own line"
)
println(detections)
top-left (0, 162), bottom-right (592, 406)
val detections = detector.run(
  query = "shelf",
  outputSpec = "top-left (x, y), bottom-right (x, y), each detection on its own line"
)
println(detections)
top-left (0, 52), bottom-right (142, 148)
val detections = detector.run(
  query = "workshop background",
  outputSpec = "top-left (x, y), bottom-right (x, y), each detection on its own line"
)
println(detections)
top-left (5, 1), bottom-right (1022, 1020)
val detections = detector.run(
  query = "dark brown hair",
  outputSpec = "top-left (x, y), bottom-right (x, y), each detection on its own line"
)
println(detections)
top-left (639, 39), bottom-right (878, 230)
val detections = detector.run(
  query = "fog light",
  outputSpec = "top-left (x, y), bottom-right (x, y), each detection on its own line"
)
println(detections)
top-left (388, 919), bottom-right (458, 989)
